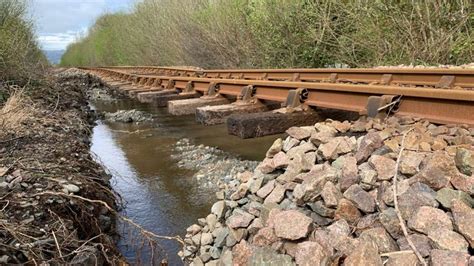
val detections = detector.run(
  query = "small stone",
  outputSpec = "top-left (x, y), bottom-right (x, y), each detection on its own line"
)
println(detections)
top-left (263, 184), bottom-right (286, 204)
top-left (383, 251), bottom-right (418, 266)
top-left (318, 138), bottom-right (341, 160)
top-left (295, 241), bottom-right (331, 266)
top-left (451, 174), bottom-right (474, 196)
top-left (359, 227), bottom-right (399, 253)
top-left (257, 158), bottom-right (276, 174)
top-left (247, 217), bottom-right (264, 235)
top-left (414, 151), bottom-right (458, 190)
top-left (230, 184), bottom-right (249, 201)
top-left (249, 247), bottom-right (295, 265)
top-left (368, 155), bottom-right (396, 181)
top-left (186, 224), bottom-right (202, 235)
top-left (430, 249), bottom-right (469, 266)
top-left (432, 137), bottom-right (448, 151)
top-left (308, 201), bottom-right (335, 218)
top-left (283, 137), bottom-right (300, 152)
top-left (331, 120), bottom-right (351, 133)
top-left (321, 181), bottom-right (342, 208)
top-left (380, 208), bottom-right (403, 239)
top-left (344, 239), bottom-right (382, 266)
top-left (343, 184), bottom-right (376, 213)
top-left (286, 127), bottom-right (312, 140)
top-left (200, 233), bottom-right (213, 246)
top-left (211, 201), bottom-right (227, 219)
top-left (63, 184), bottom-right (80, 193)
top-left (256, 180), bottom-right (275, 199)
top-left (408, 206), bottom-right (453, 234)
top-left (455, 148), bottom-right (473, 176)
top-left (249, 176), bottom-right (264, 194)
top-left (237, 171), bottom-right (252, 183)
top-left (397, 234), bottom-right (432, 258)
top-left (266, 138), bottom-right (283, 158)
top-left (355, 132), bottom-right (383, 163)
top-left (209, 246), bottom-right (220, 259)
top-left (213, 227), bottom-right (228, 248)
top-left (335, 199), bottom-right (361, 224)
top-left (293, 174), bottom-right (326, 204)
top-left (252, 227), bottom-right (278, 247)
top-left (219, 250), bottom-right (233, 266)
top-left (420, 142), bottom-right (431, 152)
top-left (206, 214), bottom-right (218, 231)
top-left (327, 219), bottom-right (351, 239)
top-left (351, 120), bottom-right (368, 133)
top-left (436, 188), bottom-right (474, 209)
top-left (340, 156), bottom-right (359, 191)
top-left (272, 210), bottom-right (312, 240)
top-left (273, 152), bottom-right (290, 169)
top-left (226, 209), bottom-right (254, 229)
top-left (451, 199), bottom-right (474, 248)
top-left (359, 163), bottom-right (378, 186)
top-left (232, 240), bottom-right (252, 265)
top-left (398, 182), bottom-right (439, 219)
top-left (428, 228), bottom-right (469, 252)
top-left (399, 151), bottom-right (425, 175)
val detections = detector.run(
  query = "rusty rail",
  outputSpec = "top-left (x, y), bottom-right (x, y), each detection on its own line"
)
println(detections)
top-left (88, 66), bottom-right (474, 90)
top-left (83, 67), bottom-right (474, 126)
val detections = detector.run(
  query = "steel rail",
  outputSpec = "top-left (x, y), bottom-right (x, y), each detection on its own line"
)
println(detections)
top-left (86, 68), bottom-right (474, 126)
top-left (92, 66), bottom-right (474, 89)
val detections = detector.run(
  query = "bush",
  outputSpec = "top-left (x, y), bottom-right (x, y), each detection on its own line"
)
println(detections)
top-left (0, 0), bottom-right (46, 83)
top-left (60, 0), bottom-right (473, 68)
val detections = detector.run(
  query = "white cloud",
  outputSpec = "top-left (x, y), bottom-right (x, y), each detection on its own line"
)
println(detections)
top-left (28, 0), bottom-right (133, 50)
top-left (37, 29), bottom-right (88, 50)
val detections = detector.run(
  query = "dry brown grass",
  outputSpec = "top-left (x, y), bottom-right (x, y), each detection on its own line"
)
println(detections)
top-left (0, 89), bottom-right (34, 137)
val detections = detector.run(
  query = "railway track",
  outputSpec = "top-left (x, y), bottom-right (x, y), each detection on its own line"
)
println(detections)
top-left (82, 66), bottom-right (474, 128)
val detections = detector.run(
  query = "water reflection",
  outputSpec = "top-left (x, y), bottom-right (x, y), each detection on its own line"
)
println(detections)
top-left (89, 99), bottom-right (281, 264)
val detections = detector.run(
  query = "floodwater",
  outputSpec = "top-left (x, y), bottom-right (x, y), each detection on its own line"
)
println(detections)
top-left (89, 98), bottom-right (280, 265)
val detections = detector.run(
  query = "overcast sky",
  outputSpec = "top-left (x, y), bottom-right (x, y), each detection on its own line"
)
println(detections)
top-left (28, 0), bottom-right (134, 51)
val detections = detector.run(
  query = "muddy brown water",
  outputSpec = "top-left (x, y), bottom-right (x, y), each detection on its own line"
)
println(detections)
top-left (89, 98), bottom-right (281, 265)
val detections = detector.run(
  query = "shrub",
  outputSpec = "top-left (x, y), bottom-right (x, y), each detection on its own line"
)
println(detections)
top-left (0, 0), bottom-right (46, 82)
top-left (60, 0), bottom-right (473, 68)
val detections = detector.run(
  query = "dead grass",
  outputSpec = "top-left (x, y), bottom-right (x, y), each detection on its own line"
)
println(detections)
top-left (0, 89), bottom-right (34, 137)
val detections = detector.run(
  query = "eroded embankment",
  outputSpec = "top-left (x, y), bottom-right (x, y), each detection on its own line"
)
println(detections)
top-left (0, 70), bottom-right (120, 264)
top-left (181, 116), bottom-right (474, 265)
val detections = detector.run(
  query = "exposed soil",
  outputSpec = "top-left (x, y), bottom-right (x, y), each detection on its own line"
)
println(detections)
top-left (0, 69), bottom-right (121, 264)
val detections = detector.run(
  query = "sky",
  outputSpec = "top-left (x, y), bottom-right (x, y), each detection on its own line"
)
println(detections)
top-left (28, 0), bottom-right (134, 51)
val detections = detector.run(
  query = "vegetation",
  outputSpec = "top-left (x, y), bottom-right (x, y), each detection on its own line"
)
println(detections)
top-left (62, 0), bottom-right (473, 68)
top-left (0, 0), bottom-right (46, 83)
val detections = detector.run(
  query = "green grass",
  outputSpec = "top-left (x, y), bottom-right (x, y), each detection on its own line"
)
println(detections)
top-left (60, 0), bottom-right (474, 68)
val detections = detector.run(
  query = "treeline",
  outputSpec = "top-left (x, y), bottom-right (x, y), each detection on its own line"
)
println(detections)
top-left (0, 0), bottom-right (46, 83)
top-left (61, 0), bottom-right (474, 68)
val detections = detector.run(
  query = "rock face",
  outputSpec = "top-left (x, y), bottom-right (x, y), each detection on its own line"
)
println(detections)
top-left (180, 117), bottom-right (474, 265)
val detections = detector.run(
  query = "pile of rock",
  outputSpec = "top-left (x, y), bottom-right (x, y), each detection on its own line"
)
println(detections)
top-left (375, 63), bottom-right (474, 69)
top-left (180, 116), bottom-right (474, 265)
top-left (104, 109), bottom-right (152, 123)
top-left (173, 138), bottom-right (258, 189)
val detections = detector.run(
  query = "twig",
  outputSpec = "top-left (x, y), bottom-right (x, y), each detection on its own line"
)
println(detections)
top-left (52, 231), bottom-right (63, 259)
top-left (0, 200), bottom-right (9, 211)
top-left (47, 92), bottom-right (60, 116)
top-left (380, 250), bottom-right (416, 257)
top-left (393, 128), bottom-right (426, 266)
top-left (0, 136), bottom-right (24, 144)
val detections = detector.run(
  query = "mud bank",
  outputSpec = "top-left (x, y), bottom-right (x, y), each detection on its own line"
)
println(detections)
top-left (0, 69), bottom-right (121, 264)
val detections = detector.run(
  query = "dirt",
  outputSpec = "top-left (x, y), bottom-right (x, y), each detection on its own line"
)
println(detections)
top-left (0, 70), bottom-right (122, 264)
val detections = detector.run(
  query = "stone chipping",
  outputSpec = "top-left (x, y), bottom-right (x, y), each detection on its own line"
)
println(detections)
top-left (180, 116), bottom-right (474, 265)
